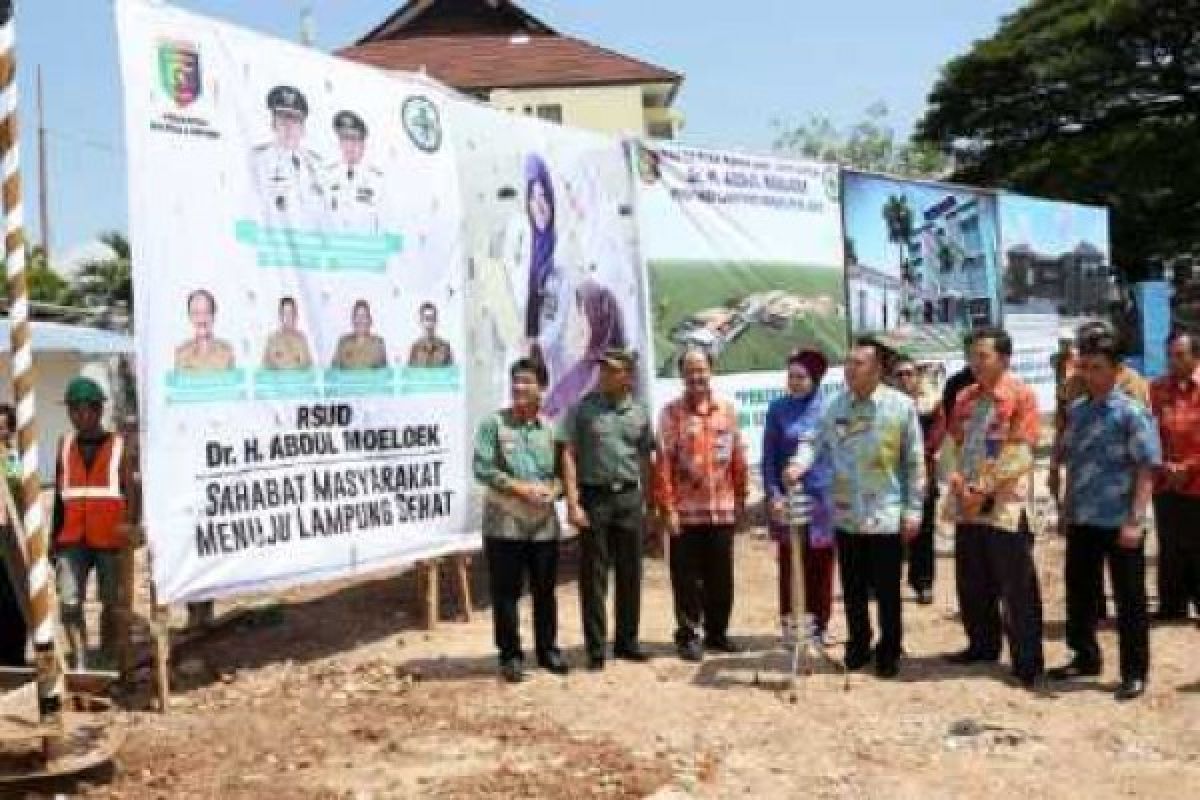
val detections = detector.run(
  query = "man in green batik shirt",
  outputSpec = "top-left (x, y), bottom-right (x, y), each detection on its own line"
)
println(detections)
top-left (560, 348), bottom-right (656, 670)
top-left (473, 356), bottom-right (568, 683)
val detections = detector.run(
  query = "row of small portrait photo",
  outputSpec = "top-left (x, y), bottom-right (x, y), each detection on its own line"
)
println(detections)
top-left (173, 289), bottom-right (455, 373)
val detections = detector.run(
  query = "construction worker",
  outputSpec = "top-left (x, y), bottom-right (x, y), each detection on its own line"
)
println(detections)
top-left (53, 377), bottom-right (138, 670)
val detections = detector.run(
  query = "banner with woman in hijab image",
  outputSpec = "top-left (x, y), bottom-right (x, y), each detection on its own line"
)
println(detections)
top-left (452, 103), bottom-right (648, 437)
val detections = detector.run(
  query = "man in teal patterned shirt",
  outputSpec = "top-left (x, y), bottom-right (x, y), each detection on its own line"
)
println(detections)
top-left (810, 338), bottom-right (925, 677)
top-left (474, 357), bottom-right (567, 683)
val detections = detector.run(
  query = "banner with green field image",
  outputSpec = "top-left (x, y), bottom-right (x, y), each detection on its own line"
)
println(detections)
top-left (629, 143), bottom-right (846, 461)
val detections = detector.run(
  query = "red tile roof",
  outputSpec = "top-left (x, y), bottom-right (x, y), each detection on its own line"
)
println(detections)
top-left (338, 34), bottom-right (681, 91)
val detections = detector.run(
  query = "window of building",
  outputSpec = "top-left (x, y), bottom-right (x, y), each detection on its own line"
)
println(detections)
top-left (534, 104), bottom-right (563, 124)
top-left (647, 122), bottom-right (674, 140)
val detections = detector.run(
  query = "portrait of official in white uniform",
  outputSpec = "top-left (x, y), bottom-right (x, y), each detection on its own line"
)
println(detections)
top-left (249, 85), bottom-right (327, 232)
top-left (323, 110), bottom-right (384, 235)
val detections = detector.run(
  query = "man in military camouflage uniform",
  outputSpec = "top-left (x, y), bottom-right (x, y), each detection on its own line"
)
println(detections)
top-left (175, 289), bottom-right (236, 372)
top-left (250, 85), bottom-right (325, 231)
top-left (560, 348), bottom-right (656, 669)
top-left (324, 110), bottom-right (384, 235)
top-left (407, 302), bottom-right (454, 367)
top-left (262, 296), bottom-right (314, 370)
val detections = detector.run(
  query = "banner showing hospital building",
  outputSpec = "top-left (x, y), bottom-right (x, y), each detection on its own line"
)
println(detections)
top-left (842, 171), bottom-right (1002, 357)
top-left (998, 192), bottom-right (1113, 409)
top-left (118, 0), bottom-right (472, 603)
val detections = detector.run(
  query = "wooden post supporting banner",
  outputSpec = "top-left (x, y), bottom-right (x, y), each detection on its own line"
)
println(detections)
top-left (421, 561), bottom-right (439, 630)
top-left (454, 555), bottom-right (472, 622)
top-left (115, 538), bottom-right (136, 681)
top-left (150, 595), bottom-right (170, 713)
top-left (0, 0), bottom-right (66, 749)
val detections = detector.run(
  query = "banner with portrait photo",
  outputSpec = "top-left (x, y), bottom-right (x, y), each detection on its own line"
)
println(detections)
top-left (450, 102), bottom-right (648, 451)
top-left (842, 171), bottom-right (1002, 360)
top-left (117, 0), bottom-right (472, 603)
top-left (629, 143), bottom-right (847, 462)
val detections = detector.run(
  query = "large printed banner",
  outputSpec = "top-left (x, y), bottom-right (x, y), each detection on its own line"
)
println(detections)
top-left (842, 171), bottom-right (1001, 358)
top-left (630, 143), bottom-right (846, 460)
top-left (118, 1), bottom-right (472, 602)
top-left (453, 104), bottom-right (648, 434)
top-left (998, 193), bottom-right (1111, 409)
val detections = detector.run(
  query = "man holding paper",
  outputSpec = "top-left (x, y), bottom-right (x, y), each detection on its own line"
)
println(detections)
top-left (473, 357), bottom-right (568, 683)
top-left (942, 327), bottom-right (1045, 688)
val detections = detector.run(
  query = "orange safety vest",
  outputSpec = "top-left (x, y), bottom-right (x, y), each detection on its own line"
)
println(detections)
top-left (57, 432), bottom-right (127, 550)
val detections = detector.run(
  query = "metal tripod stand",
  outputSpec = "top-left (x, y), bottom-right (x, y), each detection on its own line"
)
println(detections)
top-left (787, 523), bottom-right (847, 688)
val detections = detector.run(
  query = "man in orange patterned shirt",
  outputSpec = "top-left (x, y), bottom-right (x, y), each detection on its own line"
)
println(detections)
top-left (1150, 330), bottom-right (1200, 620)
top-left (943, 328), bottom-right (1045, 687)
top-left (656, 348), bottom-right (748, 662)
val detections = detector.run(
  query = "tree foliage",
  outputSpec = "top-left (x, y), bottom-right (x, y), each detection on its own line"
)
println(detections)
top-left (916, 0), bottom-right (1200, 278)
top-left (1, 244), bottom-right (70, 305)
top-left (65, 230), bottom-right (133, 315)
top-left (773, 102), bottom-right (951, 178)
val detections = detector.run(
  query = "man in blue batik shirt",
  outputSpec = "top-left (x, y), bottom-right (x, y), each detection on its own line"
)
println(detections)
top-left (1050, 332), bottom-right (1161, 702)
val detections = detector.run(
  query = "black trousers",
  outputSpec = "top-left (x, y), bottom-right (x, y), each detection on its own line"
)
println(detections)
top-left (954, 522), bottom-right (1044, 678)
top-left (579, 487), bottom-right (644, 658)
top-left (0, 559), bottom-right (27, 666)
top-left (669, 524), bottom-right (734, 644)
top-left (484, 537), bottom-right (560, 663)
top-left (907, 487), bottom-right (938, 592)
top-left (1065, 525), bottom-right (1149, 682)
top-left (1152, 493), bottom-right (1200, 616)
top-left (836, 530), bottom-right (903, 667)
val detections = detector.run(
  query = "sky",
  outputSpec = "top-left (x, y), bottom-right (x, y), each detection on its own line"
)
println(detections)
top-left (16, 0), bottom-right (1023, 260)
top-left (998, 193), bottom-right (1110, 259)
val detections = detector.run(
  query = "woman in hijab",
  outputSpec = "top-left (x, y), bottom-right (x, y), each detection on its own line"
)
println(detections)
top-left (761, 348), bottom-right (835, 648)
top-left (542, 278), bottom-right (628, 418)
top-left (523, 155), bottom-right (570, 381)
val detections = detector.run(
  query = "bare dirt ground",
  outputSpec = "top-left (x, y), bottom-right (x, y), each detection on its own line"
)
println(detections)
top-left (9, 492), bottom-right (1200, 799)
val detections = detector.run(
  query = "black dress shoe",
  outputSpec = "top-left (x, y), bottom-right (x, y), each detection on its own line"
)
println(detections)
top-left (704, 636), bottom-right (743, 654)
top-left (1046, 660), bottom-right (1101, 681)
top-left (537, 651), bottom-right (569, 676)
top-left (500, 659), bottom-right (526, 683)
top-left (844, 649), bottom-right (872, 671)
top-left (916, 588), bottom-right (934, 605)
top-left (587, 654), bottom-right (605, 671)
top-left (944, 648), bottom-right (1000, 666)
top-left (613, 646), bottom-right (650, 663)
top-left (1153, 610), bottom-right (1188, 622)
top-left (875, 660), bottom-right (900, 679)
top-left (1115, 679), bottom-right (1146, 701)
top-left (1014, 669), bottom-right (1045, 690)
top-left (677, 639), bottom-right (704, 662)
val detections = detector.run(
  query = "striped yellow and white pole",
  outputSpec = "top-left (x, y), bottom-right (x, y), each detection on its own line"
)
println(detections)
top-left (0, 0), bottom-right (64, 727)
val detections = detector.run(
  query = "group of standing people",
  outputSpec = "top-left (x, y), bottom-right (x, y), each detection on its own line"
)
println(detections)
top-left (473, 347), bottom-right (747, 681)
top-left (475, 320), bottom-right (1195, 702)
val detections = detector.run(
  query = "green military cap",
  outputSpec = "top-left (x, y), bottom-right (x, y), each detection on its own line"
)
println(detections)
top-left (333, 110), bottom-right (367, 139)
top-left (64, 376), bottom-right (105, 407)
top-left (600, 347), bottom-right (636, 370)
top-left (267, 85), bottom-right (308, 117)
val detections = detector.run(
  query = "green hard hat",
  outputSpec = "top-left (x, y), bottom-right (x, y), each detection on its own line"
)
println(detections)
top-left (64, 376), bottom-right (105, 407)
